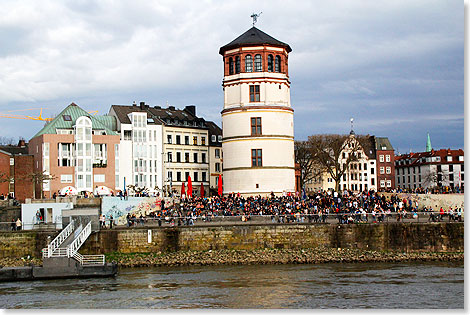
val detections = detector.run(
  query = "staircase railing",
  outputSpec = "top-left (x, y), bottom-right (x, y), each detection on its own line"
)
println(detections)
top-left (43, 220), bottom-right (75, 258)
top-left (72, 252), bottom-right (105, 265)
top-left (66, 221), bottom-right (91, 258)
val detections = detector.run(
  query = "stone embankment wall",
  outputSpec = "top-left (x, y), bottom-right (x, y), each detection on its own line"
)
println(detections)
top-left (79, 223), bottom-right (463, 255)
top-left (381, 193), bottom-right (464, 211)
top-left (0, 223), bottom-right (463, 259)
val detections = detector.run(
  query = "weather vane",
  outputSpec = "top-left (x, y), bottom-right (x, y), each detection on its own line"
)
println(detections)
top-left (251, 12), bottom-right (262, 26)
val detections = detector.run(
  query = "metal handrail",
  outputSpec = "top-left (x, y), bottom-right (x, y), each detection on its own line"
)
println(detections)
top-left (47, 220), bottom-right (75, 257)
top-left (72, 251), bottom-right (105, 265)
top-left (66, 221), bottom-right (91, 258)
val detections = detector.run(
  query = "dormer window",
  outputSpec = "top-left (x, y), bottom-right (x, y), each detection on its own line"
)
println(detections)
top-left (267, 55), bottom-right (273, 72)
top-left (229, 57), bottom-right (234, 75)
top-left (275, 55), bottom-right (281, 72)
top-left (63, 115), bottom-right (72, 121)
top-left (245, 55), bottom-right (253, 72)
top-left (254, 54), bottom-right (262, 72)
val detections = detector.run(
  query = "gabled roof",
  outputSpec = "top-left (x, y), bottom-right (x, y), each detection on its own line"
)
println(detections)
top-left (375, 137), bottom-right (394, 151)
top-left (110, 104), bottom-right (207, 129)
top-left (206, 121), bottom-right (222, 147)
top-left (219, 26), bottom-right (292, 55)
top-left (31, 103), bottom-right (118, 139)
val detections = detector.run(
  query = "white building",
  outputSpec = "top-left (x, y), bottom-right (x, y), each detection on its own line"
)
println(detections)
top-left (219, 26), bottom-right (295, 196)
top-left (395, 149), bottom-right (464, 191)
top-left (109, 102), bottom-right (212, 196)
top-left (109, 102), bottom-right (164, 194)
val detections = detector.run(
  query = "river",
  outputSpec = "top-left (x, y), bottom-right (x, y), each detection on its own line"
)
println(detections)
top-left (0, 261), bottom-right (463, 309)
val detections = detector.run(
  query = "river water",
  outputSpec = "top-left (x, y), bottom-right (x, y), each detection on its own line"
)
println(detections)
top-left (0, 261), bottom-right (463, 309)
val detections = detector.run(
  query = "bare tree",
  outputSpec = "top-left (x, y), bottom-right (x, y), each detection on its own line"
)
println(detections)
top-left (307, 134), bottom-right (372, 192)
top-left (294, 140), bottom-right (317, 191)
top-left (423, 167), bottom-right (448, 189)
top-left (18, 171), bottom-right (56, 199)
top-left (0, 137), bottom-right (16, 146)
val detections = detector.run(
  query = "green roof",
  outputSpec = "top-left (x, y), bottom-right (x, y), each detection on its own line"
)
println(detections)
top-left (32, 103), bottom-right (118, 139)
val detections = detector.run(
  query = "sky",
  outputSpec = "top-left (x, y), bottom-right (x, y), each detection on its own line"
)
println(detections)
top-left (0, 0), bottom-right (464, 154)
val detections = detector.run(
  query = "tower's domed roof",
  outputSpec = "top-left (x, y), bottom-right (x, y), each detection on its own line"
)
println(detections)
top-left (219, 26), bottom-right (292, 55)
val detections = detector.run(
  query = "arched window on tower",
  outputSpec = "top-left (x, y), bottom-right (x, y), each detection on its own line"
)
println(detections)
top-left (245, 55), bottom-right (253, 72)
top-left (254, 54), bottom-right (262, 72)
top-left (229, 57), bottom-right (234, 75)
top-left (275, 55), bottom-right (281, 73)
top-left (235, 56), bottom-right (240, 74)
top-left (267, 55), bottom-right (274, 72)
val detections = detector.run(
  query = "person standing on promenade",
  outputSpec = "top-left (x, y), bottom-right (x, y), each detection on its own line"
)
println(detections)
top-left (15, 218), bottom-right (21, 231)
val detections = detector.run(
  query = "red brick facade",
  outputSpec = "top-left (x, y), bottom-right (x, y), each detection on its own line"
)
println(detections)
top-left (376, 150), bottom-right (396, 190)
top-left (0, 150), bottom-right (34, 202)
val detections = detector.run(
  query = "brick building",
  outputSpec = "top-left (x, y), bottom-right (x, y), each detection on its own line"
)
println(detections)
top-left (374, 136), bottom-right (396, 190)
top-left (0, 140), bottom-right (34, 202)
top-left (29, 103), bottom-right (120, 198)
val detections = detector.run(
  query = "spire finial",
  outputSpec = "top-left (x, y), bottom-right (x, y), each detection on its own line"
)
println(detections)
top-left (426, 132), bottom-right (432, 152)
top-left (251, 12), bottom-right (262, 26)
top-left (349, 118), bottom-right (355, 135)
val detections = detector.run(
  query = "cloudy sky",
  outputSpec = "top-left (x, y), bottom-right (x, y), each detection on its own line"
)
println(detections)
top-left (0, 0), bottom-right (464, 154)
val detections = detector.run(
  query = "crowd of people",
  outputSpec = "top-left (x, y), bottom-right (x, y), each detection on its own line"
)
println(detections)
top-left (116, 189), bottom-right (463, 227)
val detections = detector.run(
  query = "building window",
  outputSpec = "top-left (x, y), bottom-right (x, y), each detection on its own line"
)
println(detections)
top-left (212, 135), bottom-right (216, 142)
top-left (275, 55), bottom-right (281, 72)
top-left (215, 162), bottom-right (221, 172)
top-left (60, 174), bottom-right (73, 183)
top-left (249, 85), bottom-right (260, 102)
top-left (167, 152), bottom-right (172, 162)
top-left (229, 57), bottom-right (233, 75)
top-left (185, 136), bottom-right (189, 145)
top-left (167, 135), bottom-right (172, 144)
top-left (379, 155), bottom-right (384, 162)
top-left (371, 178), bottom-right (375, 185)
top-left (251, 117), bottom-right (262, 135)
top-left (447, 156), bottom-right (452, 162)
top-left (245, 55), bottom-right (253, 72)
top-left (386, 155), bottom-right (391, 162)
top-left (202, 172), bottom-right (206, 182)
top-left (449, 174), bottom-right (454, 182)
top-left (94, 174), bottom-right (105, 182)
top-left (185, 172), bottom-right (189, 181)
top-left (235, 56), bottom-right (240, 74)
top-left (176, 152), bottom-right (181, 162)
top-left (215, 149), bottom-right (220, 158)
top-left (185, 152), bottom-right (190, 163)
top-left (202, 153), bottom-right (206, 163)
top-left (254, 54), bottom-right (262, 71)
top-left (218, 135), bottom-right (222, 142)
top-left (193, 153), bottom-right (198, 163)
top-left (380, 167), bottom-right (385, 174)
top-left (449, 165), bottom-right (453, 172)
top-left (124, 130), bottom-right (132, 140)
top-left (371, 168), bottom-right (375, 175)
top-left (252, 149), bottom-right (262, 167)
top-left (201, 137), bottom-right (206, 146)
top-left (176, 135), bottom-right (181, 144)
top-left (267, 54), bottom-right (273, 72)
top-left (194, 172), bottom-right (199, 182)
top-left (386, 167), bottom-right (391, 174)
top-left (176, 172), bottom-right (181, 182)
top-left (364, 163), bottom-right (367, 170)
top-left (193, 136), bottom-right (197, 145)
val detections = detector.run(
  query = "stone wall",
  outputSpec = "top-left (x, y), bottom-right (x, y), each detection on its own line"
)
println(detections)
top-left (0, 231), bottom-right (51, 258)
top-left (0, 223), bottom-right (463, 259)
top-left (79, 223), bottom-right (463, 255)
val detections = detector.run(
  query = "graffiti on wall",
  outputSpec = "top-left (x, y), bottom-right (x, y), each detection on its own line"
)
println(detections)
top-left (102, 197), bottom-right (163, 225)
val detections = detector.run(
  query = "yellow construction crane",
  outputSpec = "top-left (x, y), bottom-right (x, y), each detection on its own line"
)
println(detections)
top-left (0, 108), bottom-right (98, 121)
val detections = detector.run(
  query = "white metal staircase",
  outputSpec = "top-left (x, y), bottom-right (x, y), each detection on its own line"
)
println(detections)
top-left (42, 220), bottom-right (105, 265)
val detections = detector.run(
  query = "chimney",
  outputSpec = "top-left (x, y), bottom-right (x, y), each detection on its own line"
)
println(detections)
top-left (168, 106), bottom-right (176, 111)
top-left (184, 105), bottom-right (196, 116)
top-left (18, 139), bottom-right (25, 148)
top-left (132, 101), bottom-right (137, 106)
top-left (140, 101), bottom-right (145, 110)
